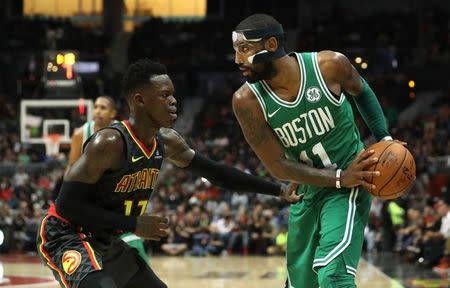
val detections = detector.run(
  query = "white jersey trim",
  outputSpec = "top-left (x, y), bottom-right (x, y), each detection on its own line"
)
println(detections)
top-left (312, 52), bottom-right (345, 106)
top-left (260, 52), bottom-right (306, 108)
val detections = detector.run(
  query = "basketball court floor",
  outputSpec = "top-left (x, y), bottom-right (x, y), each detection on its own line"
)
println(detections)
top-left (1, 253), bottom-right (448, 288)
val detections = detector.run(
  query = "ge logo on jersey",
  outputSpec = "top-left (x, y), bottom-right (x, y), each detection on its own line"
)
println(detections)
top-left (306, 87), bottom-right (321, 103)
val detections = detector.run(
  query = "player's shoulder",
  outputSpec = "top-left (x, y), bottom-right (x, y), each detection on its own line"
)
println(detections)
top-left (317, 50), bottom-right (352, 79)
top-left (84, 128), bottom-right (124, 156)
top-left (232, 84), bottom-right (257, 105)
top-left (159, 127), bottom-right (180, 142)
top-left (159, 128), bottom-right (188, 148)
top-left (317, 50), bottom-right (349, 67)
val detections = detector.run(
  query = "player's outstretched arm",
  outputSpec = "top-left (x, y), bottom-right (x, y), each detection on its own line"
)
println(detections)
top-left (232, 85), bottom-right (379, 191)
top-left (57, 129), bottom-right (169, 239)
top-left (160, 128), bottom-right (300, 203)
top-left (318, 50), bottom-right (391, 141)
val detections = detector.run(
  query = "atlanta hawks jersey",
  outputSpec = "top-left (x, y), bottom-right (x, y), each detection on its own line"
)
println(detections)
top-left (87, 120), bottom-right (164, 218)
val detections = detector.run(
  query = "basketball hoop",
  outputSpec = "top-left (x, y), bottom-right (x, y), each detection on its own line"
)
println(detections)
top-left (44, 133), bottom-right (62, 157)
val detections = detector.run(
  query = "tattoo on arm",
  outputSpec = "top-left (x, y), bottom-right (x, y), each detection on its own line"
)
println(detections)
top-left (234, 106), bottom-right (270, 147)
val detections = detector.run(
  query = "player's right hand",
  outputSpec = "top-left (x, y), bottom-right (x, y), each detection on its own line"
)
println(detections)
top-left (341, 149), bottom-right (380, 191)
top-left (135, 215), bottom-right (170, 241)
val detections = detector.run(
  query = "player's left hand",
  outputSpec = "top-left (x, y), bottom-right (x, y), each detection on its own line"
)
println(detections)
top-left (385, 138), bottom-right (407, 146)
top-left (280, 182), bottom-right (301, 203)
top-left (393, 139), bottom-right (407, 146)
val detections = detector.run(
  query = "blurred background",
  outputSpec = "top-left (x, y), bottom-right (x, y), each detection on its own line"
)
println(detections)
top-left (0, 0), bottom-right (449, 287)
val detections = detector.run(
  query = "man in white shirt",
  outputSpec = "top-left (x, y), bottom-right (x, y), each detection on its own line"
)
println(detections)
top-left (439, 201), bottom-right (450, 239)
top-left (430, 198), bottom-right (450, 272)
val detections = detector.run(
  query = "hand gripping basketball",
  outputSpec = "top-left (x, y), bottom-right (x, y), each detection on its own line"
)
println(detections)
top-left (340, 149), bottom-right (380, 191)
top-left (135, 215), bottom-right (170, 241)
top-left (361, 140), bottom-right (416, 199)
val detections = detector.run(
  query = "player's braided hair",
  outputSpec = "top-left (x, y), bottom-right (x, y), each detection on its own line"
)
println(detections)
top-left (121, 59), bottom-right (167, 99)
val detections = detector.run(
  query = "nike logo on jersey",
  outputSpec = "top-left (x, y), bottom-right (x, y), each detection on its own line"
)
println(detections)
top-left (268, 107), bottom-right (281, 118)
top-left (131, 155), bottom-right (145, 163)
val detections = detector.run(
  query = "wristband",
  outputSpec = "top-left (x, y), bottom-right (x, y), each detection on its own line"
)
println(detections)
top-left (336, 169), bottom-right (342, 189)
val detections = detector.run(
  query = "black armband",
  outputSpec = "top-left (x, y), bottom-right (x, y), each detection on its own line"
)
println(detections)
top-left (56, 181), bottom-right (136, 232)
top-left (185, 152), bottom-right (281, 196)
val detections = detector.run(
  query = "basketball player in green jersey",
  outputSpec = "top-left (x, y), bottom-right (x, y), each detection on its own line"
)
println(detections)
top-left (67, 96), bottom-right (149, 263)
top-left (67, 96), bottom-right (117, 168)
top-left (232, 14), bottom-right (398, 287)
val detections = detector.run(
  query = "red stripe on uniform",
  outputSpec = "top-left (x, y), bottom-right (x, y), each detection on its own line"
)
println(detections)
top-left (80, 236), bottom-right (102, 270)
top-left (48, 203), bottom-right (70, 223)
top-left (38, 215), bottom-right (70, 288)
top-left (121, 120), bottom-right (157, 158)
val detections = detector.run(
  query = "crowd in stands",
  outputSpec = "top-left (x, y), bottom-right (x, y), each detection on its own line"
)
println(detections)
top-left (0, 87), bottom-right (447, 267)
top-left (0, 6), bottom-right (448, 276)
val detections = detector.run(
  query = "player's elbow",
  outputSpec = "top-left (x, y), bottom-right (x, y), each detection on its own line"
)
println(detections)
top-left (55, 183), bottom-right (83, 224)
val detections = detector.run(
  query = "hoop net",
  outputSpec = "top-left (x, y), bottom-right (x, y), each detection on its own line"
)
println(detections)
top-left (44, 133), bottom-right (62, 157)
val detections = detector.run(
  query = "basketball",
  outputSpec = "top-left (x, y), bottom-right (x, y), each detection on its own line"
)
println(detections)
top-left (364, 141), bottom-right (416, 199)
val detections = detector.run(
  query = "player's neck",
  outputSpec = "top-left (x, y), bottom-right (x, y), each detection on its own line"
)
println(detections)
top-left (127, 116), bottom-right (158, 144)
top-left (265, 56), bottom-right (300, 91)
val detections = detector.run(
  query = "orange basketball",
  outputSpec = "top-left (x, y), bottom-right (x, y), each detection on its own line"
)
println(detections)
top-left (363, 141), bottom-right (416, 199)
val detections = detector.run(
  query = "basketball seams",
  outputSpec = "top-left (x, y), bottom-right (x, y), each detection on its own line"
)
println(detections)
top-left (369, 142), bottom-right (394, 195)
top-left (377, 144), bottom-right (407, 197)
top-left (384, 152), bottom-right (416, 196)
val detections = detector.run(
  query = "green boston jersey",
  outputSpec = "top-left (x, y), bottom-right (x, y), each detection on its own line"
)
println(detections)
top-left (247, 52), bottom-right (364, 190)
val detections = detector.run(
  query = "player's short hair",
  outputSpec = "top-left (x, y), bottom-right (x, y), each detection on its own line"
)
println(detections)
top-left (121, 59), bottom-right (168, 99)
top-left (97, 95), bottom-right (116, 110)
top-left (235, 13), bottom-right (281, 31)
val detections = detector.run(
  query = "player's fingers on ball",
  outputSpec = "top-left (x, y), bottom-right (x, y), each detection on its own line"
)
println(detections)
top-left (354, 149), bottom-right (366, 161)
top-left (362, 149), bottom-right (376, 159)
top-left (394, 140), bottom-right (407, 146)
top-left (363, 171), bottom-right (380, 178)
top-left (360, 157), bottom-right (379, 167)
top-left (356, 149), bottom-right (374, 162)
top-left (361, 181), bottom-right (376, 192)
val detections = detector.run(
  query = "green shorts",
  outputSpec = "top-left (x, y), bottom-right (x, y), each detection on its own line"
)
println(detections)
top-left (120, 232), bottom-right (148, 263)
top-left (286, 187), bottom-right (371, 288)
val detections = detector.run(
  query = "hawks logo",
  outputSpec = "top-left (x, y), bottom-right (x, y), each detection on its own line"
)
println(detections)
top-left (306, 87), bottom-right (321, 103)
top-left (62, 250), bottom-right (82, 275)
